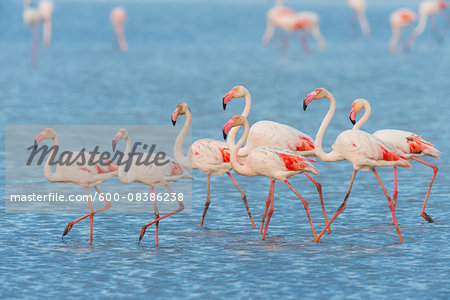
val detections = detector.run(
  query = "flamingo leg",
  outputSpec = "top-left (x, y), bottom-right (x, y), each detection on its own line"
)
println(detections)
top-left (260, 179), bottom-right (275, 233)
top-left (280, 32), bottom-right (291, 55)
top-left (200, 173), bottom-right (211, 227)
top-left (227, 172), bottom-right (255, 228)
top-left (315, 170), bottom-right (358, 243)
top-left (62, 186), bottom-right (111, 241)
top-left (391, 167), bottom-right (399, 223)
top-left (262, 182), bottom-right (275, 240)
top-left (411, 157), bottom-right (438, 223)
top-left (304, 173), bottom-right (330, 233)
top-left (300, 31), bottom-right (311, 54)
top-left (284, 179), bottom-right (317, 239)
top-left (31, 23), bottom-right (38, 66)
top-left (372, 169), bottom-right (403, 242)
top-left (139, 185), bottom-right (185, 243)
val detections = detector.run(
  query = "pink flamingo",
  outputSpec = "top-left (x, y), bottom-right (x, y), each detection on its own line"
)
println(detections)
top-left (34, 128), bottom-right (118, 244)
top-left (409, 0), bottom-right (448, 47)
top-left (262, 1), bottom-right (325, 53)
top-left (112, 129), bottom-right (192, 245)
top-left (347, 0), bottom-right (371, 36)
top-left (171, 103), bottom-right (256, 228)
top-left (38, 0), bottom-right (54, 47)
top-left (303, 88), bottom-right (412, 243)
top-left (349, 98), bottom-right (440, 222)
top-left (110, 7), bottom-right (128, 51)
top-left (389, 9), bottom-right (417, 53)
top-left (222, 115), bottom-right (319, 240)
top-left (223, 85), bottom-right (331, 233)
top-left (23, 0), bottom-right (41, 65)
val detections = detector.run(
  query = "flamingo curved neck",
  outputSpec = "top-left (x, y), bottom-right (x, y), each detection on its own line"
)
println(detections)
top-left (314, 92), bottom-right (344, 162)
top-left (44, 136), bottom-right (58, 181)
top-left (412, 12), bottom-right (429, 37)
top-left (174, 110), bottom-right (193, 169)
top-left (228, 121), bottom-right (256, 177)
top-left (227, 89), bottom-right (252, 154)
top-left (353, 102), bottom-right (371, 130)
top-left (118, 136), bottom-right (135, 184)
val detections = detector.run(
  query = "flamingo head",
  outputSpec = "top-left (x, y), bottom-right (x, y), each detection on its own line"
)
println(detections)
top-left (349, 98), bottom-right (367, 125)
top-left (439, 1), bottom-right (447, 10)
top-left (222, 115), bottom-right (246, 140)
top-left (222, 85), bottom-right (248, 110)
top-left (112, 128), bottom-right (128, 152)
top-left (171, 103), bottom-right (190, 126)
top-left (34, 128), bottom-right (56, 150)
top-left (303, 88), bottom-right (329, 111)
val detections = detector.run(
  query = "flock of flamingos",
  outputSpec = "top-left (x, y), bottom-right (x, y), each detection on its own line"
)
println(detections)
top-left (33, 86), bottom-right (440, 246)
top-left (23, 0), bottom-right (449, 64)
top-left (21, 0), bottom-right (443, 246)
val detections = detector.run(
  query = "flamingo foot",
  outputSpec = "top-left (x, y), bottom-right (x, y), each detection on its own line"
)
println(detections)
top-left (62, 222), bottom-right (74, 237)
top-left (139, 226), bottom-right (148, 243)
top-left (421, 212), bottom-right (434, 223)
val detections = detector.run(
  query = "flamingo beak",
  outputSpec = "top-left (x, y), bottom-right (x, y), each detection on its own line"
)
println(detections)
top-left (222, 119), bottom-right (234, 140)
top-left (33, 132), bottom-right (46, 150)
top-left (303, 91), bottom-right (317, 111)
top-left (112, 134), bottom-right (121, 152)
top-left (349, 108), bottom-right (357, 125)
top-left (222, 90), bottom-right (235, 111)
top-left (171, 110), bottom-right (178, 126)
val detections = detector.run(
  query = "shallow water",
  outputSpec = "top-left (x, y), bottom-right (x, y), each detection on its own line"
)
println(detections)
top-left (1, 0), bottom-right (449, 298)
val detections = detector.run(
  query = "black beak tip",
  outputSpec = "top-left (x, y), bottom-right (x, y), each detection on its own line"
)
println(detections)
top-left (350, 117), bottom-right (356, 125)
top-left (172, 119), bottom-right (176, 126)
top-left (112, 141), bottom-right (116, 152)
top-left (222, 130), bottom-right (227, 140)
top-left (303, 101), bottom-right (307, 111)
top-left (222, 100), bottom-right (227, 111)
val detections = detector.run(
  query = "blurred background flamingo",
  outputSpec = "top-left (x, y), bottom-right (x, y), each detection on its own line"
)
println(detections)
top-left (389, 8), bottom-right (417, 53)
top-left (38, 0), bottom-right (54, 47)
top-left (112, 128), bottom-right (192, 246)
top-left (23, 0), bottom-right (42, 65)
top-left (347, 0), bottom-right (371, 36)
top-left (34, 128), bottom-right (118, 244)
top-left (409, 0), bottom-right (448, 47)
top-left (349, 98), bottom-right (440, 223)
top-left (110, 7), bottom-right (128, 51)
top-left (262, 0), bottom-right (325, 54)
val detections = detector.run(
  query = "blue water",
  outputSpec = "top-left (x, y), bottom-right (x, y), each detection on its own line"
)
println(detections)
top-left (1, 0), bottom-right (449, 298)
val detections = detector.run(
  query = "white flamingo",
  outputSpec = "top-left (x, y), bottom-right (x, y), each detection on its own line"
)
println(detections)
top-left (112, 128), bottom-right (192, 245)
top-left (262, 0), bottom-right (325, 53)
top-left (409, 0), bottom-right (448, 47)
top-left (223, 85), bottom-right (330, 233)
top-left (171, 103), bottom-right (256, 228)
top-left (349, 98), bottom-right (440, 223)
top-left (223, 115), bottom-right (319, 240)
top-left (389, 9), bottom-right (417, 53)
top-left (38, 0), bottom-right (54, 47)
top-left (23, 0), bottom-right (42, 65)
top-left (303, 88), bottom-right (412, 243)
top-left (347, 0), bottom-right (371, 36)
top-left (110, 7), bottom-right (128, 51)
top-left (34, 128), bottom-right (118, 244)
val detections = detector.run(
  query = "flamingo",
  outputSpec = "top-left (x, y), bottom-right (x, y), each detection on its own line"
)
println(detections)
top-left (349, 98), bottom-right (440, 223)
top-left (171, 103), bottom-right (256, 228)
top-left (389, 9), bottom-right (417, 53)
top-left (408, 0), bottom-right (448, 47)
top-left (112, 128), bottom-right (192, 245)
top-left (347, 0), bottom-right (371, 37)
top-left (38, 0), bottom-right (54, 47)
top-left (303, 88), bottom-right (412, 243)
top-left (262, 1), bottom-right (325, 53)
top-left (222, 115), bottom-right (320, 240)
top-left (222, 85), bottom-right (331, 233)
top-left (23, 0), bottom-right (42, 65)
top-left (110, 7), bottom-right (128, 51)
top-left (33, 128), bottom-right (118, 244)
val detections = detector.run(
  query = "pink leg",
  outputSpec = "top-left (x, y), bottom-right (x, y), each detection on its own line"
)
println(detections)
top-left (411, 157), bottom-right (438, 223)
top-left (304, 173), bottom-right (331, 233)
top-left (200, 174), bottom-right (211, 227)
top-left (284, 179), bottom-right (317, 239)
top-left (300, 31), bottom-right (311, 55)
top-left (139, 185), bottom-right (185, 243)
top-left (260, 179), bottom-right (275, 233)
top-left (31, 24), bottom-right (38, 66)
top-left (262, 182), bottom-right (275, 240)
top-left (315, 170), bottom-right (358, 243)
top-left (62, 186), bottom-right (112, 241)
top-left (152, 187), bottom-right (160, 246)
top-left (391, 166), bottom-right (399, 223)
top-left (372, 169), bottom-right (403, 242)
top-left (280, 32), bottom-right (290, 55)
top-left (227, 172), bottom-right (255, 228)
